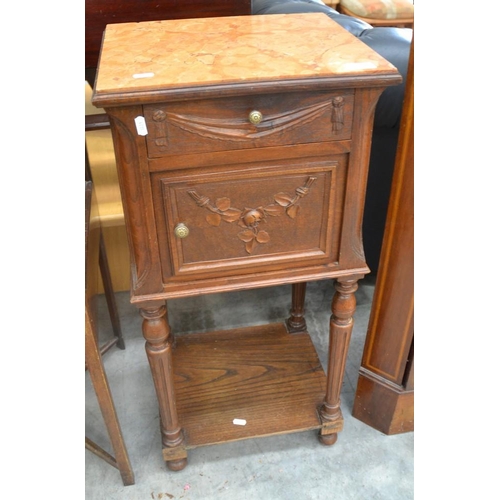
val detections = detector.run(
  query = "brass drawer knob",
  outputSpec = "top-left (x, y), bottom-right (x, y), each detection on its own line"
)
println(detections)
top-left (248, 110), bottom-right (263, 125)
top-left (174, 223), bottom-right (189, 239)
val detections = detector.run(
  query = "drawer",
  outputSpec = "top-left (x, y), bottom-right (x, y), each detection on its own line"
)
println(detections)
top-left (152, 158), bottom-right (347, 282)
top-left (144, 91), bottom-right (354, 158)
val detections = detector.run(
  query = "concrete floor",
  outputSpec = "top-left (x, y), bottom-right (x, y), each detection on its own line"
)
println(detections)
top-left (85, 277), bottom-right (414, 499)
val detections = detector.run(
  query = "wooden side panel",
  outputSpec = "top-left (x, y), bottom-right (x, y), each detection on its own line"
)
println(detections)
top-left (352, 41), bottom-right (414, 435)
top-left (360, 76), bottom-right (414, 386)
top-left (338, 87), bottom-right (386, 271)
top-left (106, 106), bottom-right (164, 297)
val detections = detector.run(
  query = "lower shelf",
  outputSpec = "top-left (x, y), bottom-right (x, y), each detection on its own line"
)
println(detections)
top-left (173, 322), bottom-right (327, 448)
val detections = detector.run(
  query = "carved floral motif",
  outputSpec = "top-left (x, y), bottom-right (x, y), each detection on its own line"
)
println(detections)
top-left (187, 177), bottom-right (316, 254)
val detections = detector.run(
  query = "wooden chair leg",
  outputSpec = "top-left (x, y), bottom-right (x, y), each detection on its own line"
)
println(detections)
top-left (85, 143), bottom-right (93, 183)
top-left (99, 236), bottom-right (125, 350)
top-left (85, 303), bottom-right (135, 486)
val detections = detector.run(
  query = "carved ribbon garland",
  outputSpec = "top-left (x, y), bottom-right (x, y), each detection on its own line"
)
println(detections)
top-left (187, 177), bottom-right (317, 254)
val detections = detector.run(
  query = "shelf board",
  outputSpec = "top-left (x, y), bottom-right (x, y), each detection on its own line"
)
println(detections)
top-left (173, 322), bottom-right (327, 448)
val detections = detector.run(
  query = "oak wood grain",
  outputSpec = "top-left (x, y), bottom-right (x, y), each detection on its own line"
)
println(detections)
top-left (173, 323), bottom-right (326, 447)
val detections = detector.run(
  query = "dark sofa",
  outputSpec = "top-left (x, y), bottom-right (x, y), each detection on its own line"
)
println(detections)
top-left (253, 0), bottom-right (413, 274)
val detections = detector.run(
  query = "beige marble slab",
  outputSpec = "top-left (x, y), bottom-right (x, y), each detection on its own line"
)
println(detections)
top-left (94, 13), bottom-right (398, 95)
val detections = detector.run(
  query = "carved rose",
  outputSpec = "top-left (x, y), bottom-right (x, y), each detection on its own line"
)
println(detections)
top-left (241, 208), bottom-right (265, 227)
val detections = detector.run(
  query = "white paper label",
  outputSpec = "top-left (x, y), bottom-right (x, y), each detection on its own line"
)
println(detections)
top-left (135, 116), bottom-right (148, 136)
top-left (233, 418), bottom-right (247, 426)
top-left (133, 72), bottom-right (155, 79)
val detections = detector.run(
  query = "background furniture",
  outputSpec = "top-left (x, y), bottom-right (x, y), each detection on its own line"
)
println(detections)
top-left (85, 93), bottom-right (130, 293)
top-left (85, 146), bottom-right (124, 350)
top-left (91, 13), bottom-right (401, 471)
top-left (352, 38), bottom-right (414, 434)
top-left (85, 181), bottom-right (134, 485)
top-left (323, 0), bottom-right (340, 9)
top-left (85, 0), bottom-right (251, 85)
top-left (339, 0), bottom-right (414, 28)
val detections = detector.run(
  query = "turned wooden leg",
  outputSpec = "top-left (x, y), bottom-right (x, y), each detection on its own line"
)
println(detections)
top-left (140, 304), bottom-right (188, 471)
top-left (286, 282), bottom-right (307, 333)
top-left (319, 278), bottom-right (358, 445)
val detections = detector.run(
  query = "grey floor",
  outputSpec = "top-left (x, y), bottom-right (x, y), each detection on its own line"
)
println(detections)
top-left (85, 277), bottom-right (414, 499)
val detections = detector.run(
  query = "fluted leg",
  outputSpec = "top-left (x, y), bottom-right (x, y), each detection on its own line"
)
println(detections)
top-left (286, 282), bottom-right (307, 333)
top-left (319, 278), bottom-right (358, 445)
top-left (140, 304), bottom-right (187, 471)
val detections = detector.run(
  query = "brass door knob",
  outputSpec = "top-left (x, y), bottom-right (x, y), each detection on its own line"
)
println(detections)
top-left (248, 110), bottom-right (263, 125)
top-left (174, 223), bottom-right (189, 239)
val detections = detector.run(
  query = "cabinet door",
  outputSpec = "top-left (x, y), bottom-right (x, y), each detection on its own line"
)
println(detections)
top-left (152, 158), bottom-right (347, 282)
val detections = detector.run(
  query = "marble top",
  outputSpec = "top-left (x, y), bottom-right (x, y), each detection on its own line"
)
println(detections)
top-left (94, 13), bottom-right (399, 96)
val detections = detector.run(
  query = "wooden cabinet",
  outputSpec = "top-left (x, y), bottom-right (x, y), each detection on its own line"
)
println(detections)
top-left (92, 13), bottom-right (401, 471)
top-left (352, 39), bottom-right (414, 435)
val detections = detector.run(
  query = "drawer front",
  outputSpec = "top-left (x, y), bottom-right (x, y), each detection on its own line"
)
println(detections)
top-left (144, 91), bottom-right (353, 157)
top-left (152, 159), bottom-right (347, 281)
